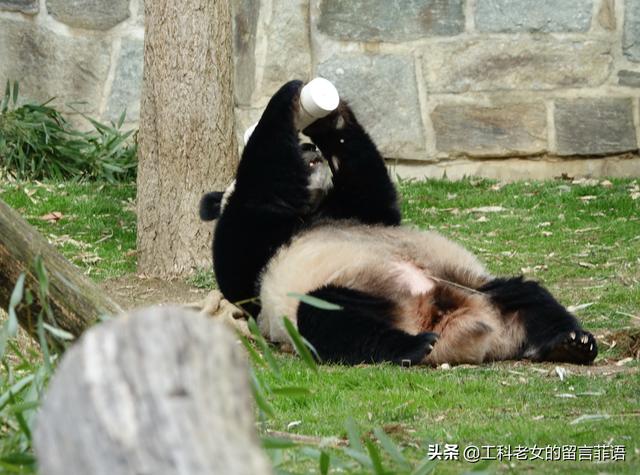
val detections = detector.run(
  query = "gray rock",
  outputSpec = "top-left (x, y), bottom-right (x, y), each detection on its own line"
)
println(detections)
top-left (0, 18), bottom-right (111, 115)
top-left (0, 0), bottom-right (38, 14)
top-left (392, 156), bottom-right (640, 182)
top-left (432, 103), bottom-right (547, 157)
top-left (318, 0), bottom-right (464, 42)
top-left (105, 38), bottom-right (143, 123)
top-left (618, 70), bottom-right (640, 87)
top-left (135, 0), bottom-right (144, 27)
top-left (624, 0), bottom-right (640, 62)
top-left (597, 0), bottom-right (616, 31)
top-left (554, 98), bottom-right (637, 156)
top-left (475, 0), bottom-right (592, 33)
top-left (232, 0), bottom-right (260, 105)
top-left (47, 0), bottom-right (130, 31)
top-left (422, 38), bottom-right (612, 93)
top-left (318, 54), bottom-right (425, 158)
top-left (258, 0), bottom-right (311, 101)
top-left (233, 0), bottom-right (311, 104)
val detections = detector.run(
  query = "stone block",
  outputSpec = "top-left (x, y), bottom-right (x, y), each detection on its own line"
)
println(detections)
top-left (232, 0), bottom-right (311, 104)
top-left (0, 0), bottom-right (38, 14)
top-left (391, 156), bottom-right (640, 182)
top-left (597, 0), bottom-right (616, 31)
top-left (318, 54), bottom-right (425, 157)
top-left (475, 0), bottom-right (592, 33)
top-left (554, 98), bottom-right (637, 156)
top-left (624, 0), bottom-right (640, 62)
top-left (258, 0), bottom-right (311, 101)
top-left (422, 38), bottom-right (612, 93)
top-left (618, 70), bottom-right (640, 88)
top-left (432, 103), bottom-right (547, 157)
top-left (47, 0), bottom-right (130, 31)
top-left (317, 0), bottom-right (464, 42)
top-left (105, 38), bottom-right (144, 123)
top-left (231, 0), bottom-right (259, 105)
top-left (0, 18), bottom-right (111, 115)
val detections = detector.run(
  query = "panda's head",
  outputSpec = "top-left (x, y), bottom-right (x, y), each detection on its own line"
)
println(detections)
top-left (199, 142), bottom-right (332, 222)
top-left (301, 142), bottom-right (332, 209)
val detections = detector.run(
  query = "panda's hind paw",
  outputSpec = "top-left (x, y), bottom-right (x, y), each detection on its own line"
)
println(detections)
top-left (541, 330), bottom-right (597, 364)
top-left (393, 332), bottom-right (438, 367)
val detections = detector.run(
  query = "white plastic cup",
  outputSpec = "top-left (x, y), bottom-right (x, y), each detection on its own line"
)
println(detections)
top-left (296, 77), bottom-right (340, 130)
top-left (243, 78), bottom-right (340, 145)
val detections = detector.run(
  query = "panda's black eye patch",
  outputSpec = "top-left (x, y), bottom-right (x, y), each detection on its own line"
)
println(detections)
top-left (301, 143), bottom-right (319, 153)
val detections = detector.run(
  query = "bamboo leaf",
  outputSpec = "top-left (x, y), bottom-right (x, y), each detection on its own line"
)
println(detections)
top-left (247, 317), bottom-right (281, 377)
top-left (283, 317), bottom-right (319, 372)
top-left (319, 451), bottom-right (330, 475)
top-left (287, 292), bottom-right (342, 310)
top-left (374, 427), bottom-right (410, 470)
top-left (7, 273), bottom-right (24, 336)
top-left (344, 418), bottom-right (365, 453)
top-left (42, 323), bottom-right (74, 341)
top-left (0, 375), bottom-right (35, 411)
top-left (250, 371), bottom-right (274, 418)
top-left (239, 334), bottom-right (266, 368)
top-left (411, 457), bottom-right (438, 475)
top-left (364, 438), bottom-right (385, 475)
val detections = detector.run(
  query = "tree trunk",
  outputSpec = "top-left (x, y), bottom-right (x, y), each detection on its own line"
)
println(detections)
top-left (0, 199), bottom-right (122, 338)
top-left (137, 0), bottom-right (238, 277)
top-left (34, 306), bottom-right (272, 475)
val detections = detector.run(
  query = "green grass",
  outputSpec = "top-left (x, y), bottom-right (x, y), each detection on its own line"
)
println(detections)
top-left (0, 181), bottom-right (136, 280)
top-left (1, 177), bottom-right (639, 474)
top-left (258, 355), bottom-right (638, 474)
top-left (400, 178), bottom-right (640, 332)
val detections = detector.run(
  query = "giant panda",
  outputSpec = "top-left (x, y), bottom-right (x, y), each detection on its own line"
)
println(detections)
top-left (200, 80), bottom-right (598, 366)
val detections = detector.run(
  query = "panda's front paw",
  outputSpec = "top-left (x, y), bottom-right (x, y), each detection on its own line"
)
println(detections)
top-left (394, 332), bottom-right (439, 366)
top-left (302, 102), bottom-right (355, 137)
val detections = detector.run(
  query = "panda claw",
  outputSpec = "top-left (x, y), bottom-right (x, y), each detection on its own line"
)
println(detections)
top-left (539, 330), bottom-right (597, 364)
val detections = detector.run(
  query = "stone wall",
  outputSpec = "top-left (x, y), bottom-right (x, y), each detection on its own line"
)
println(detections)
top-left (0, 0), bottom-right (143, 127)
top-left (2, 0), bottom-right (640, 179)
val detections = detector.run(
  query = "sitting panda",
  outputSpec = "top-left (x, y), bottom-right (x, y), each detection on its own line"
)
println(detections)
top-left (200, 80), bottom-right (598, 366)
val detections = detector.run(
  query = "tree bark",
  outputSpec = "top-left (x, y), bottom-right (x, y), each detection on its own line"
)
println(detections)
top-left (0, 198), bottom-right (122, 338)
top-left (34, 306), bottom-right (272, 475)
top-left (137, 0), bottom-right (238, 277)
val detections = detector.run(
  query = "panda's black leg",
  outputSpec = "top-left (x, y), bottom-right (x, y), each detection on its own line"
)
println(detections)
top-left (296, 285), bottom-right (438, 365)
top-left (479, 277), bottom-right (598, 364)
top-left (213, 81), bottom-right (314, 306)
top-left (235, 80), bottom-right (310, 202)
top-left (303, 104), bottom-right (401, 226)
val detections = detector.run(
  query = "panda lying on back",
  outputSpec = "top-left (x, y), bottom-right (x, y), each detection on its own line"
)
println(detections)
top-left (200, 80), bottom-right (597, 366)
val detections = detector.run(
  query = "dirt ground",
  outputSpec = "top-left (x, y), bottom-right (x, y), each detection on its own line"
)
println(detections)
top-left (99, 274), bottom-right (639, 374)
top-left (4, 273), bottom-right (639, 376)
top-left (101, 274), bottom-right (210, 309)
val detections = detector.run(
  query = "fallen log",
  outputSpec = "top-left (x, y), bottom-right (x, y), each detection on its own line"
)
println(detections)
top-left (0, 198), bottom-right (121, 337)
top-left (34, 305), bottom-right (272, 475)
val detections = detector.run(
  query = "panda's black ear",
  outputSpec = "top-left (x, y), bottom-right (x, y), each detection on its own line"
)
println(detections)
top-left (199, 191), bottom-right (224, 221)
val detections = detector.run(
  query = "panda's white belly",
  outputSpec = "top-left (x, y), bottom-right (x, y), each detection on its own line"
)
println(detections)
top-left (258, 222), bottom-right (486, 343)
top-left (258, 234), bottom-right (385, 342)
